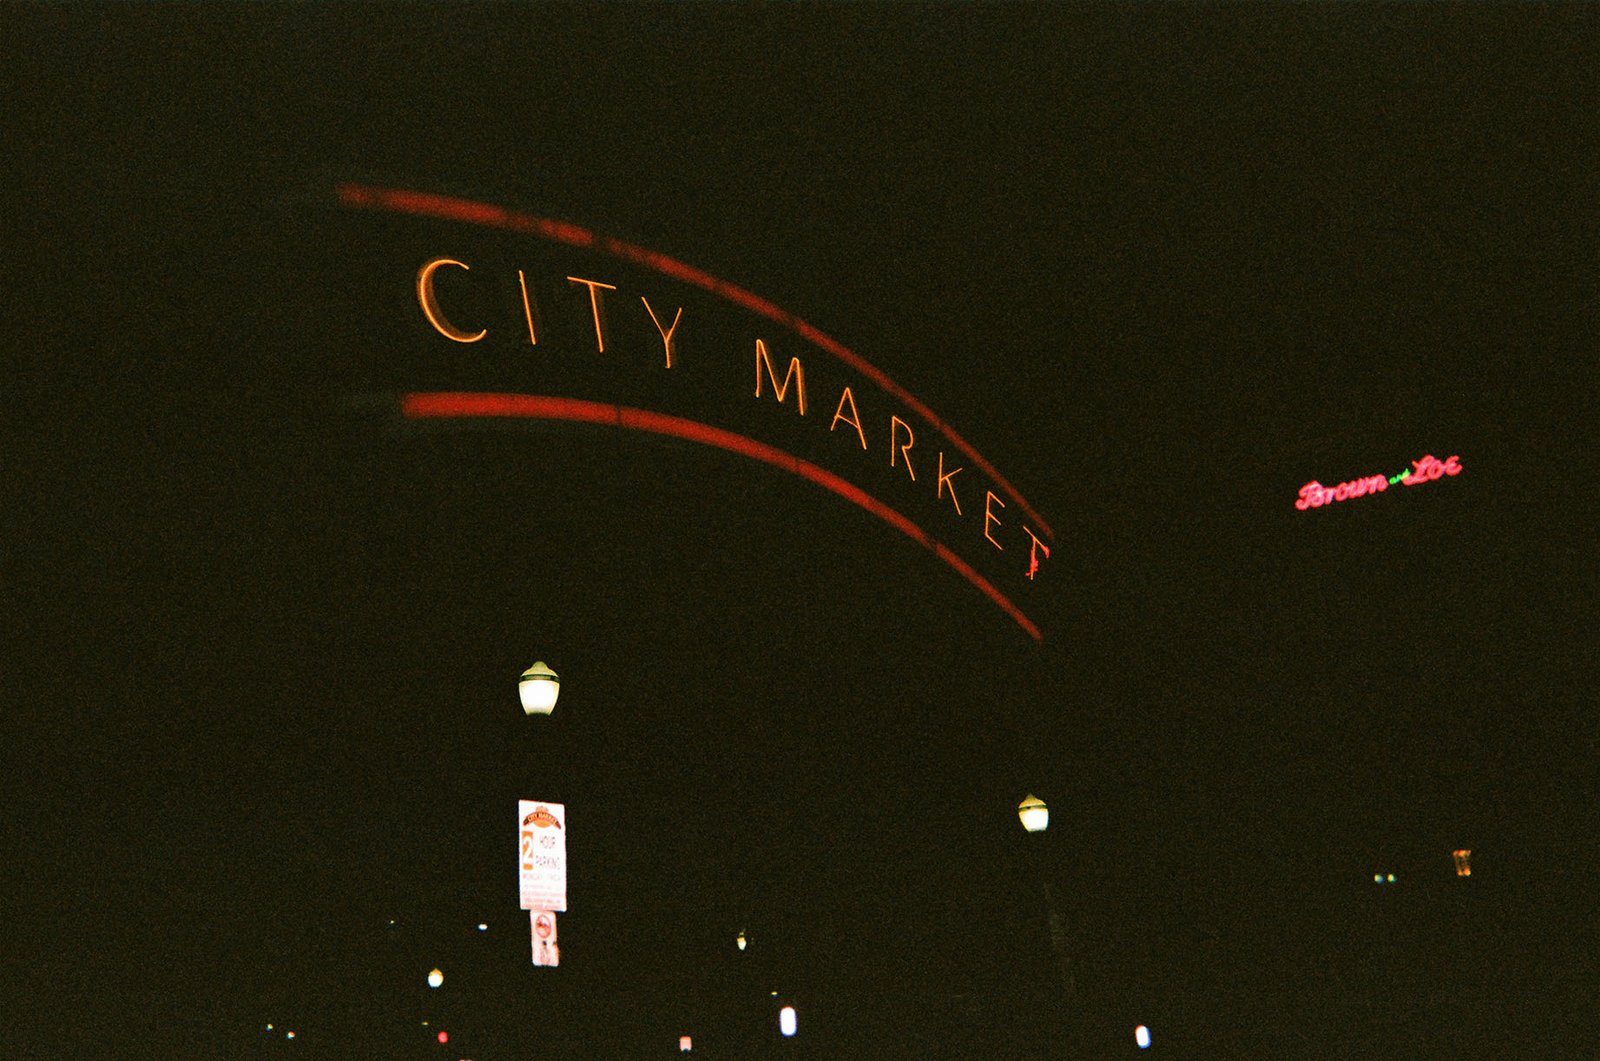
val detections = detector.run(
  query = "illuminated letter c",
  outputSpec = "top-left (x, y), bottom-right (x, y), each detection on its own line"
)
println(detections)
top-left (417, 258), bottom-right (487, 343)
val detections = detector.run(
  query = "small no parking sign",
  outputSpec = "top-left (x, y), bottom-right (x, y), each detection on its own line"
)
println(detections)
top-left (531, 909), bottom-right (559, 967)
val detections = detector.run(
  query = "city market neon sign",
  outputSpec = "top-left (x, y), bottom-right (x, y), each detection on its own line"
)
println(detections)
top-left (336, 183), bottom-right (1054, 640)
top-left (1295, 454), bottom-right (1462, 510)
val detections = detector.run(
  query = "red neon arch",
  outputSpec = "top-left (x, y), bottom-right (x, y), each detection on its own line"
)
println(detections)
top-left (336, 182), bottom-right (1053, 542)
top-left (401, 392), bottom-right (1042, 641)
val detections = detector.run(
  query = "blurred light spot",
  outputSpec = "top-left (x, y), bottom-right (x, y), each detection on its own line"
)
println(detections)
top-left (1386, 873), bottom-right (1395, 883)
top-left (477, 923), bottom-right (488, 931)
top-left (438, 1030), bottom-right (448, 1043)
top-left (1374, 873), bottom-right (1382, 883)
top-left (1135, 1024), bottom-right (1151, 1048)
top-left (285, 1031), bottom-right (295, 1040)
top-left (779, 1006), bottom-right (797, 1037)
top-left (1453, 849), bottom-right (1471, 877)
top-left (265, 1024), bottom-right (273, 1030)
top-left (680, 1034), bottom-right (693, 1051)
top-left (428, 968), bottom-right (443, 988)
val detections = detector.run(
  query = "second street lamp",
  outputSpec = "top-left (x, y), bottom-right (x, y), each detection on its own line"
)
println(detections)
top-left (1018, 794), bottom-right (1079, 1058)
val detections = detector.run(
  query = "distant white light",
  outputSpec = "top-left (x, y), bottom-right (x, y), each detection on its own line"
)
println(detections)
top-left (1135, 1024), bottom-right (1151, 1048)
top-left (265, 1023), bottom-right (274, 1030)
top-left (427, 967), bottom-right (444, 988)
top-left (477, 923), bottom-right (488, 931)
top-left (286, 1031), bottom-right (296, 1040)
top-left (680, 1034), bottom-right (693, 1051)
top-left (779, 1006), bottom-right (797, 1037)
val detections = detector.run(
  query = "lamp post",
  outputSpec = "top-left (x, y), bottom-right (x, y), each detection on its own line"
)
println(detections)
top-left (519, 659), bottom-right (566, 979)
top-left (1018, 794), bottom-right (1079, 1058)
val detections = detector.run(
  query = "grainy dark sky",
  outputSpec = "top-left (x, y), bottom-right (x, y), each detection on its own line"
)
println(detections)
top-left (10, 5), bottom-right (1595, 1057)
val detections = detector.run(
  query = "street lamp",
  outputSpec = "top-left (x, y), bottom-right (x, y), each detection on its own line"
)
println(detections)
top-left (519, 661), bottom-right (560, 715)
top-left (1017, 793), bottom-right (1077, 1057)
top-left (1018, 794), bottom-right (1049, 834)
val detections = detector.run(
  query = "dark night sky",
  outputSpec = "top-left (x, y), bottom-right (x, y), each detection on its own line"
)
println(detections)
top-left (9, 5), bottom-right (1597, 1058)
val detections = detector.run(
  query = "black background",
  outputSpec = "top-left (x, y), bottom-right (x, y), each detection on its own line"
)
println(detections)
top-left (8, 6), bottom-right (1595, 1058)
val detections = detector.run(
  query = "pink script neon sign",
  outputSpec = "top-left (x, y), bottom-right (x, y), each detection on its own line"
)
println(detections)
top-left (1296, 454), bottom-right (1462, 510)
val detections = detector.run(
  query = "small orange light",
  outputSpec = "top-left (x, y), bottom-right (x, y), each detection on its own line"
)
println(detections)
top-left (1453, 849), bottom-right (1472, 877)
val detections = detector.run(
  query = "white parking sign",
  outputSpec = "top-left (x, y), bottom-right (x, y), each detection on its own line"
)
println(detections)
top-left (518, 800), bottom-right (567, 912)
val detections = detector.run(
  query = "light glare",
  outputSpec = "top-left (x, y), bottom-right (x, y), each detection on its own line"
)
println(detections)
top-left (427, 967), bottom-right (444, 988)
top-left (1136, 1024), bottom-right (1151, 1048)
top-left (779, 1006), bottom-right (797, 1037)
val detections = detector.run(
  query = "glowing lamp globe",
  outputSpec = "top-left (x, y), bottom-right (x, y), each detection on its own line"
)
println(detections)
top-left (1018, 794), bottom-right (1049, 834)
top-left (519, 661), bottom-right (560, 716)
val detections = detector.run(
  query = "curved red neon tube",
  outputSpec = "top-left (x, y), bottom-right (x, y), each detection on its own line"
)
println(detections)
top-left (400, 392), bottom-right (1042, 641)
top-left (337, 182), bottom-right (1053, 541)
